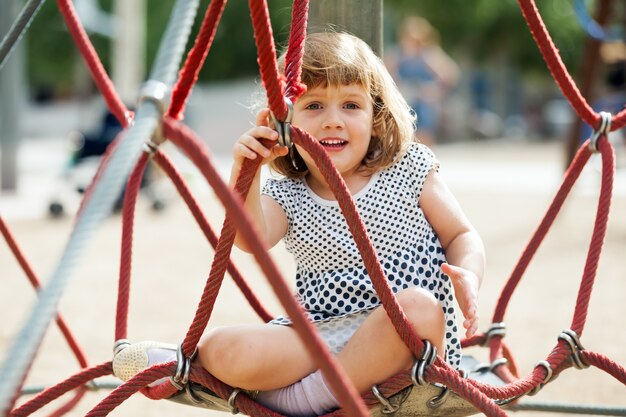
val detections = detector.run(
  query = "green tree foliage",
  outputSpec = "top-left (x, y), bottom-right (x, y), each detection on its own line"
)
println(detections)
top-left (386, 0), bottom-right (585, 77)
top-left (25, 0), bottom-right (588, 96)
top-left (26, 1), bottom-right (293, 97)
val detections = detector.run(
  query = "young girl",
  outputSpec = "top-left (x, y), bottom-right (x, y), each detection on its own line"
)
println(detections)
top-left (114, 32), bottom-right (484, 417)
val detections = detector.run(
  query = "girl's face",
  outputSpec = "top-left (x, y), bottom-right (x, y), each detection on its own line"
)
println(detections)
top-left (292, 83), bottom-right (374, 179)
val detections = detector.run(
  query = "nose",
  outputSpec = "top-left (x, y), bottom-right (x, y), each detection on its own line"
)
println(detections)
top-left (322, 107), bottom-right (344, 130)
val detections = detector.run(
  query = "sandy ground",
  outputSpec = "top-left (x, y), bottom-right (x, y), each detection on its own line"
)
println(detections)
top-left (1, 139), bottom-right (626, 416)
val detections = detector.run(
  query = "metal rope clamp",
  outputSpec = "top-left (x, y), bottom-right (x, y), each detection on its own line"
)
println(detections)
top-left (589, 111), bottom-right (612, 153)
top-left (371, 384), bottom-right (410, 415)
top-left (170, 343), bottom-right (197, 391)
top-left (228, 388), bottom-right (241, 414)
top-left (482, 322), bottom-right (506, 347)
top-left (426, 369), bottom-right (468, 410)
top-left (113, 338), bottom-right (131, 355)
top-left (528, 360), bottom-right (554, 396)
top-left (269, 97), bottom-right (294, 148)
top-left (558, 329), bottom-right (589, 369)
top-left (411, 340), bottom-right (437, 387)
top-left (138, 79), bottom-right (170, 154)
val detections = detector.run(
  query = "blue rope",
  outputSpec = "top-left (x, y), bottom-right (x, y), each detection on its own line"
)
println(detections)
top-left (573, 0), bottom-right (622, 42)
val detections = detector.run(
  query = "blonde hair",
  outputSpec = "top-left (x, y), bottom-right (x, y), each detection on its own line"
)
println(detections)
top-left (271, 31), bottom-right (416, 178)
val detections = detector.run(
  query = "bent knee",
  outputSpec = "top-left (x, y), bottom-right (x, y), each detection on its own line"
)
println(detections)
top-left (197, 327), bottom-right (255, 381)
top-left (395, 287), bottom-right (444, 337)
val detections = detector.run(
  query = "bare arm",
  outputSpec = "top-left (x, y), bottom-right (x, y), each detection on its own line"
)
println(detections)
top-left (420, 170), bottom-right (485, 337)
top-left (230, 109), bottom-right (289, 252)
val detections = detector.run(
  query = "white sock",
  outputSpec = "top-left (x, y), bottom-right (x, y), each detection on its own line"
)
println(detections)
top-left (256, 370), bottom-right (338, 417)
top-left (147, 347), bottom-right (177, 365)
top-left (147, 347), bottom-right (177, 387)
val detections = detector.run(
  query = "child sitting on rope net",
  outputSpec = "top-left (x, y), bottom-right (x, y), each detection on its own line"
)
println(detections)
top-left (114, 31), bottom-right (485, 417)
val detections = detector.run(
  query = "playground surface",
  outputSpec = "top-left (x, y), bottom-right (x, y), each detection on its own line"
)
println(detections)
top-left (2, 138), bottom-right (626, 416)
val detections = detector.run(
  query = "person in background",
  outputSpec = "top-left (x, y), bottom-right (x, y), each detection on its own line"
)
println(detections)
top-left (387, 16), bottom-right (460, 146)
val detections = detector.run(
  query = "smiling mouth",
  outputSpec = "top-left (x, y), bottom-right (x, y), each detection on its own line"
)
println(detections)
top-left (320, 138), bottom-right (347, 149)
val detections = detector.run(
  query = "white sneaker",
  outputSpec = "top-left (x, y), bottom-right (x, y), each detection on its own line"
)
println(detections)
top-left (112, 340), bottom-right (177, 382)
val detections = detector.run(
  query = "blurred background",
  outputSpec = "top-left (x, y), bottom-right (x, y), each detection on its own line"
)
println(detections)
top-left (2, 0), bottom-right (625, 197)
top-left (1, 0), bottom-right (617, 188)
top-left (2, 3), bottom-right (626, 416)
top-left (4, 0), bottom-right (590, 144)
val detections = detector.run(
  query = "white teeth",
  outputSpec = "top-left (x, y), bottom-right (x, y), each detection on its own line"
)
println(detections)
top-left (320, 139), bottom-right (345, 145)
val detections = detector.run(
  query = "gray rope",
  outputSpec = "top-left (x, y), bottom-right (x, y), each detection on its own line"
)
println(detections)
top-left (21, 379), bottom-right (121, 396)
top-left (148, 0), bottom-right (200, 86)
top-left (0, 0), bottom-right (46, 71)
top-left (0, 0), bottom-right (200, 414)
top-left (512, 401), bottom-right (626, 416)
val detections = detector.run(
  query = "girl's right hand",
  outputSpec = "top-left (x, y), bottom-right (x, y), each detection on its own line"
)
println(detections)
top-left (232, 109), bottom-right (289, 168)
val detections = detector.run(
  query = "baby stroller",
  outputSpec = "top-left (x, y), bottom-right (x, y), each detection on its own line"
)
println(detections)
top-left (48, 109), bottom-right (166, 217)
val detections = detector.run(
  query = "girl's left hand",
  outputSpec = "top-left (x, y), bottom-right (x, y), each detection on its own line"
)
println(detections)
top-left (441, 262), bottom-right (479, 338)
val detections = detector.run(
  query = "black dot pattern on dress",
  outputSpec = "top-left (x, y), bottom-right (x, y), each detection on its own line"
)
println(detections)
top-left (263, 143), bottom-right (461, 369)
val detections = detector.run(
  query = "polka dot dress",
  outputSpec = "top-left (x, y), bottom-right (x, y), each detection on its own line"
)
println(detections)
top-left (262, 143), bottom-right (461, 369)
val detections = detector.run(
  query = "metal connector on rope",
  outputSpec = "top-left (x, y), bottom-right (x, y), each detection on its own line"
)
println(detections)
top-left (113, 339), bottom-right (131, 355)
top-left (269, 97), bottom-right (294, 148)
top-left (482, 322), bottom-right (506, 346)
top-left (589, 111), bottom-right (612, 153)
top-left (427, 369), bottom-right (468, 410)
top-left (138, 80), bottom-right (170, 153)
top-left (489, 357), bottom-right (509, 372)
top-left (170, 344), bottom-right (197, 390)
top-left (528, 360), bottom-right (554, 396)
top-left (411, 340), bottom-right (437, 386)
top-left (558, 329), bottom-right (589, 369)
top-left (228, 388), bottom-right (241, 414)
top-left (371, 385), bottom-right (401, 414)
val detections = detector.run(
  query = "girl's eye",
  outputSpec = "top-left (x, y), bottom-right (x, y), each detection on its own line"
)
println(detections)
top-left (345, 102), bottom-right (360, 109)
top-left (305, 103), bottom-right (321, 110)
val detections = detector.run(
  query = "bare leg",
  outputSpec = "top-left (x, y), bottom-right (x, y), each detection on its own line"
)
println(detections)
top-left (335, 286), bottom-right (445, 394)
top-left (254, 287), bottom-right (446, 416)
top-left (197, 323), bottom-right (316, 391)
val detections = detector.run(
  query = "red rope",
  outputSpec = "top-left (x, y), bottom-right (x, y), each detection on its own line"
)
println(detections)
top-left (7, 0), bottom-right (624, 414)
top-left (582, 351), bottom-right (626, 385)
top-left (283, 0), bottom-right (309, 101)
top-left (115, 152), bottom-right (150, 341)
top-left (168, 0), bottom-right (228, 120)
top-left (1, 217), bottom-right (92, 416)
top-left (569, 137), bottom-right (614, 335)
top-left (189, 363), bottom-right (284, 417)
top-left (492, 142), bottom-right (591, 324)
top-left (153, 150), bottom-right (273, 322)
top-left (517, 0), bottom-right (596, 127)
top-left (248, 0), bottom-right (287, 120)
top-left (163, 117), bottom-right (370, 416)
top-left (290, 126), bottom-right (426, 356)
top-left (56, 0), bottom-right (129, 127)
top-left (84, 363), bottom-right (175, 417)
top-left (46, 387), bottom-right (88, 417)
top-left (9, 362), bottom-right (112, 417)
top-left (517, 0), bottom-right (626, 131)
top-left (0, 218), bottom-right (89, 369)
